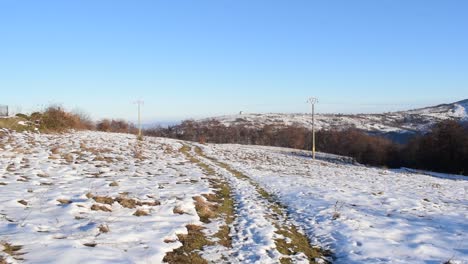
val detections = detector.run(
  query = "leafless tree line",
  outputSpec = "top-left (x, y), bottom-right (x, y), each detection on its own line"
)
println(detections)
top-left (145, 119), bottom-right (468, 175)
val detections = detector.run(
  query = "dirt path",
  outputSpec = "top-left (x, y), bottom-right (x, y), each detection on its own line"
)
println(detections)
top-left (184, 144), bottom-right (331, 264)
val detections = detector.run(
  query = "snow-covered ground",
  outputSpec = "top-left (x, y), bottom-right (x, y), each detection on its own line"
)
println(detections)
top-left (0, 131), bottom-right (216, 263)
top-left (1, 130), bottom-right (467, 263)
top-left (203, 144), bottom-right (468, 264)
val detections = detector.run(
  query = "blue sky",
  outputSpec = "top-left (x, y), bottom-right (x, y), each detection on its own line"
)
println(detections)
top-left (1, 0), bottom-right (467, 122)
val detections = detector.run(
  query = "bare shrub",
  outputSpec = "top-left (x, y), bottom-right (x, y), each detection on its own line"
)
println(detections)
top-left (39, 105), bottom-right (94, 132)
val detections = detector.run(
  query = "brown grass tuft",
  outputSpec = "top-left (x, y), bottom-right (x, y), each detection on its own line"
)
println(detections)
top-left (1, 242), bottom-right (24, 260)
top-left (57, 199), bottom-right (72, 205)
top-left (115, 197), bottom-right (137, 209)
top-left (98, 224), bottom-right (110, 233)
top-left (173, 205), bottom-right (186, 215)
top-left (92, 196), bottom-right (114, 205)
top-left (109, 181), bottom-right (119, 187)
top-left (133, 209), bottom-right (149, 216)
top-left (193, 196), bottom-right (217, 223)
top-left (90, 204), bottom-right (112, 212)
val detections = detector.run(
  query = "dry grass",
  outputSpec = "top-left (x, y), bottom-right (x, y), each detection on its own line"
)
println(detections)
top-left (0, 117), bottom-right (35, 132)
top-left (57, 199), bottom-right (72, 205)
top-left (173, 205), bottom-right (186, 215)
top-left (133, 142), bottom-right (145, 160)
top-left (98, 224), bottom-right (110, 233)
top-left (275, 225), bottom-right (329, 264)
top-left (163, 225), bottom-right (212, 264)
top-left (115, 196), bottom-right (160, 209)
top-left (193, 196), bottom-right (217, 223)
top-left (90, 204), bottom-right (112, 212)
top-left (92, 196), bottom-right (114, 205)
top-left (133, 209), bottom-right (149, 216)
top-left (1, 242), bottom-right (24, 260)
top-left (116, 197), bottom-right (137, 209)
top-left (50, 147), bottom-right (60, 154)
top-left (109, 181), bottom-right (119, 187)
top-left (63, 153), bottom-right (74, 163)
top-left (164, 238), bottom-right (178, 243)
top-left (180, 145), bottom-right (236, 249)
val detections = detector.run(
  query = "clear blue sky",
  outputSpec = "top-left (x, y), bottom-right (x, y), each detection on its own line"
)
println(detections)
top-left (1, 0), bottom-right (467, 122)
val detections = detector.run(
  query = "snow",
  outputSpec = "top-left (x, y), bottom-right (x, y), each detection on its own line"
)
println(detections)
top-left (196, 154), bottom-right (283, 263)
top-left (204, 143), bottom-right (468, 264)
top-left (0, 131), bottom-right (214, 263)
top-left (1, 130), bottom-right (467, 263)
top-left (200, 99), bottom-right (468, 134)
top-left (453, 102), bottom-right (468, 120)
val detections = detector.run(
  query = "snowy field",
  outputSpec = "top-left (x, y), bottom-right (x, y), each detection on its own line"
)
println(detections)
top-left (1, 130), bottom-right (467, 264)
top-left (202, 144), bottom-right (468, 264)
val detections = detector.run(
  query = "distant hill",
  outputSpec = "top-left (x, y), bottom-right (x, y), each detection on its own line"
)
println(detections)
top-left (198, 99), bottom-right (468, 143)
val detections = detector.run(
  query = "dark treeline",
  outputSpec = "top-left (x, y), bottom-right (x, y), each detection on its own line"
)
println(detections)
top-left (145, 119), bottom-right (468, 175)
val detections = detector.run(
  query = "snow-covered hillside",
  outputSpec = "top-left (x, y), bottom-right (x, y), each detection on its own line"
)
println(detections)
top-left (200, 99), bottom-right (468, 134)
top-left (1, 130), bottom-right (467, 263)
top-left (202, 144), bottom-right (468, 264)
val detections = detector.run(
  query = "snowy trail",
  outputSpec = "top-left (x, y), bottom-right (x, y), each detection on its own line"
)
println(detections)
top-left (205, 144), bottom-right (468, 264)
top-left (194, 148), bottom-right (281, 263)
top-left (193, 144), bottom-right (328, 264)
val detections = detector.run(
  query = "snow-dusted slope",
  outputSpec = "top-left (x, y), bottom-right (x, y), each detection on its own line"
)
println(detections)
top-left (1, 130), bottom-right (467, 263)
top-left (202, 143), bottom-right (468, 264)
top-left (200, 99), bottom-right (468, 133)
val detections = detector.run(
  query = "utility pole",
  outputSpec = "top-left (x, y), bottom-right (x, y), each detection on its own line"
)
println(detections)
top-left (307, 97), bottom-right (318, 160)
top-left (134, 100), bottom-right (144, 139)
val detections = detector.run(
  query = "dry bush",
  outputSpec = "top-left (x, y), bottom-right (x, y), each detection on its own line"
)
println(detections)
top-left (39, 106), bottom-right (94, 132)
top-left (96, 119), bottom-right (111, 132)
top-left (96, 119), bottom-right (130, 133)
